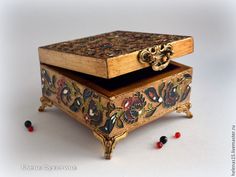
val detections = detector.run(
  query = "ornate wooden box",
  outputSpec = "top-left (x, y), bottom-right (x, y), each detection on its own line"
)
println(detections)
top-left (38, 31), bottom-right (194, 159)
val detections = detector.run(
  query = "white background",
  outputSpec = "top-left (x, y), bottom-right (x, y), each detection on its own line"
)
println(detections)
top-left (0, 0), bottom-right (236, 177)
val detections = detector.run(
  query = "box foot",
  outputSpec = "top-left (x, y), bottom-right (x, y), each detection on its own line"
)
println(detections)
top-left (176, 102), bottom-right (193, 118)
top-left (38, 96), bottom-right (53, 112)
top-left (93, 131), bottom-right (128, 160)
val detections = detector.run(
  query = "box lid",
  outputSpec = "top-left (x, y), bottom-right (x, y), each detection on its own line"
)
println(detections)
top-left (38, 31), bottom-right (193, 79)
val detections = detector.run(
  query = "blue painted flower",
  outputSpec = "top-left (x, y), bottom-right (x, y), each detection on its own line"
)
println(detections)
top-left (163, 82), bottom-right (179, 108)
top-left (144, 87), bottom-right (163, 103)
top-left (70, 97), bottom-right (82, 112)
top-left (84, 99), bottom-right (102, 126)
top-left (56, 79), bottom-right (72, 105)
top-left (83, 88), bottom-right (93, 101)
top-left (99, 113), bottom-right (117, 134)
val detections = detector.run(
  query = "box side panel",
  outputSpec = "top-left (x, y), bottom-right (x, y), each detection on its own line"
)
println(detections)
top-left (39, 64), bottom-right (110, 131)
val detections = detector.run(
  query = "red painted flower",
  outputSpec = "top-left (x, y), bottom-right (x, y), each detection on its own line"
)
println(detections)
top-left (163, 82), bottom-right (179, 108)
top-left (56, 79), bottom-right (71, 105)
top-left (57, 79), bottom-right (66, 87)
top-left (122, 93), bottom-right (146, 124)
top-left (122, 97), bottom-right (133, 110)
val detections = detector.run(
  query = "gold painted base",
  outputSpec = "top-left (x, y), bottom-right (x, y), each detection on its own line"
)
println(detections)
top-left (93, 131), bottom-right (128, 160)
top-left (38, 96), bottom-right (53, 112)
top-left (176, 102), bottom-right (193, 118)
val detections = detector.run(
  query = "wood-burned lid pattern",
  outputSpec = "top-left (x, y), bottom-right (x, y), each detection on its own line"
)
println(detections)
top-left (39, 31), bottom-right (193, 79)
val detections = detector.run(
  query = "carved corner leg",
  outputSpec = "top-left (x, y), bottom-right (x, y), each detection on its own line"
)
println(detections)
top-left (93, 131), bottom-right (128, 160)
top-left (176, 102), bottom-right (193, 118)
top-left (38, 96), bottom-right (53, 112)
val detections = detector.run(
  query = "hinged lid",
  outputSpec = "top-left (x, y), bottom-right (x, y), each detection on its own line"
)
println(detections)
top-left (38, 31), bottom-right (193, 79)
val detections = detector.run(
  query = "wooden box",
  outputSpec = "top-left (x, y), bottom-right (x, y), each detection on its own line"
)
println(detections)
top-left (38, 31), bottom-right (194, 159)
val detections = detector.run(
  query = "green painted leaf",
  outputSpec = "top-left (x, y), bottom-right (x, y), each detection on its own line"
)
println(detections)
top-left (148, 103), bottom-right (153, 109)
top-left (72, 82), bottom-right (81, 95)
top-left (116, 110), bottom-right (124, 118)
top-left (158, 82), bottom-right (165, 96)
top-left (176, 85), bottom-right (182, 97)
top-left (95, 100), bottom-right (103, 111)
top-left (52, 75), bottom-right (56, 86)
top-left (116, 117), bottom-right (124, 128)
top-left (143, 101), bottom-right (147, 106)
top-left (145, 107), bottom-right (157, 118)
top-left (180, 85), bottom-right (191, 102)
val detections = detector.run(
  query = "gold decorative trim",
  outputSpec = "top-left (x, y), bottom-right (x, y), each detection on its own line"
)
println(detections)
top-left (176, 102), bottom-right (193, 118)
top-left (93, 131), bottom-right (128, 160)
top-left (138, 43), bottom-right (174, 71)
top-left (38, 96), bottom-right (53, 112)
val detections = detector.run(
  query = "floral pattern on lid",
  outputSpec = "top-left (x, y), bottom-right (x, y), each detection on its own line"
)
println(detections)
top-left (41, 31), bottom-right (190, 59)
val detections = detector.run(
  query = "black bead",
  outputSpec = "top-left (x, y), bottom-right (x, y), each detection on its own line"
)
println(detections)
top-left (160, 136), bottom-right (168, 144)
top-left (24, 120), bottom-right (32, 128)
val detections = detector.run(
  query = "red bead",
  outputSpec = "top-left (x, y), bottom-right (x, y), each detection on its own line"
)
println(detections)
top-left (28, 126), bottom-right (34, 132)
top-left (175, 132), bottom-right (181, 138)
top-left (156, 142), bottom-right (163, 149)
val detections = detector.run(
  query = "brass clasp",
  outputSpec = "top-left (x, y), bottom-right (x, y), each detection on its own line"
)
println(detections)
top-left (138, 43), bottom-right (174, 71)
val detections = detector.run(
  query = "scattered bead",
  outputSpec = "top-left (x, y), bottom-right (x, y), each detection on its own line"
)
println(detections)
top-left (156, 142), bottom-right (163, 149)
top-left (160, 136), bottom-right (168, 144)
top-left (175, 132), bottom-right (181, 138)
top-left (24, 120), bottom-right (32, 128)
top-left (28, 126), bottom-right (34, 132)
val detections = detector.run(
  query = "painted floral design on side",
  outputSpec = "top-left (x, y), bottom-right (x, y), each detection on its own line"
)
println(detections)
top-left (98, 102), bottom-right (124, 134)
top-left (42, 70), bottom-right (103, 127)
top-left (84, 99), bottom-right (103, 126)
top-left (144, 87), bottom-right (163, 118)
top-left (180, 74), bottom-right (192, 102)
top-left (69, 97), bottom-right (82, 112)
top-left (163, 82), bottom-right (179, 108)
top-left (99, 113), bottom-right (118, 134)
top-left (143, 73), bottom-right (192, 116)
top-left (41, 69), bottom-right (56, 96)
top-left (122, 92), bottom-right (146, 124)
top-left (41, 68), bottom-right (192, 135)
top-left (67, 86), bottom-right (103, 126)
top-left (162, 74), bottom-right (192, 108)
top-left (56, 79), bottom-right (72, 106)
top-left (180, 85), bottom-right (191, 102)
